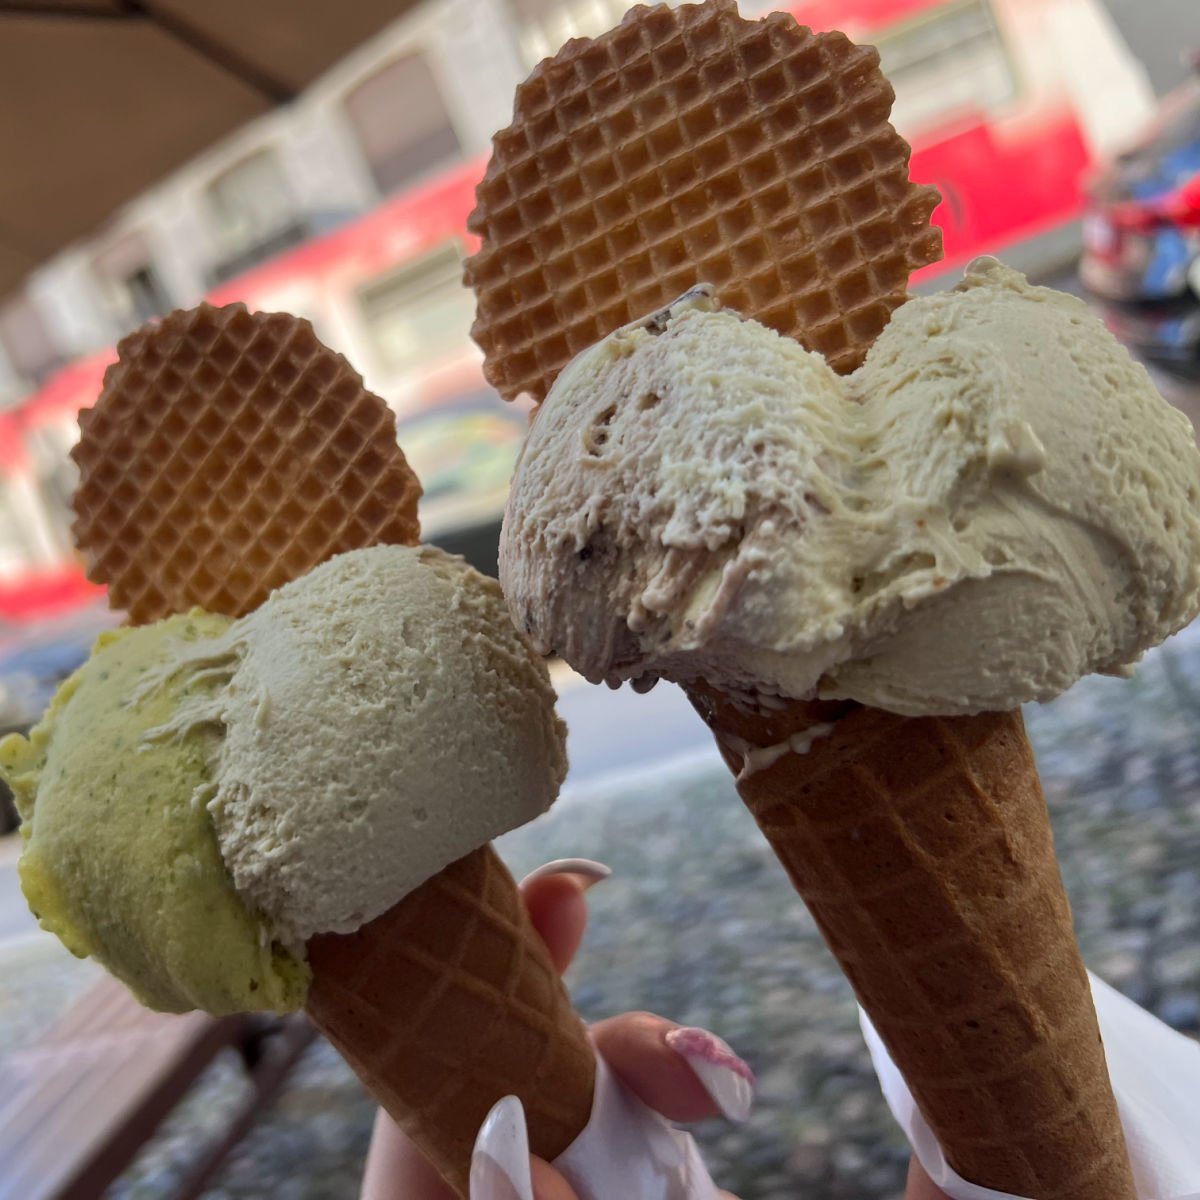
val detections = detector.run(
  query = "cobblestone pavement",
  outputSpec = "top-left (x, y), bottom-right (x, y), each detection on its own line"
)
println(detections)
top-left (2, 621), bottom-right (1197, 1199)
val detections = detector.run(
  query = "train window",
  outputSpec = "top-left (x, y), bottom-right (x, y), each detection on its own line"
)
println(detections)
top-left (206, 151), bottom-right (310, 286)
top-left (123, 268), bottom-right (172, 326)
top-left (344, 53), bottom-right (463, 197)
top-left (0, 295), bottom-right (65, 390)
top-left (92, 230), bottom-right (174, 333)
top-left (356, 243), bottom-right (477, 378)
top-left (0, 487), bottom-right (31, 577)
top-left (0, 475), bottom-right (62, 576)
top-left (874, 0), bottom-right (1016, 137)
top-left (25, 423), bottom-right (78, 553)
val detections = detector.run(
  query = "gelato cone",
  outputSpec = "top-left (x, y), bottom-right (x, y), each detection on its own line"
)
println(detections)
top-left (307, 844), bottom-right (595, 1195)
top-left (493, 279), bottom-right (1178, 1197)
top-left (467, 2), bottom-right (1200, 1194)
top-left (2, 307), bottom-right (598, 1197)
top-left (688, 688), bottom-right (1130, 1199)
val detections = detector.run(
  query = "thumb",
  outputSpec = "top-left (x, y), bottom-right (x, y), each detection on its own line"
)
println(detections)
top-left (469, 1095), bottom-right (578, 1200)
top-left (520, 859), bottom-right (610, 975)
top-left (905, 1156), bottom-right (953, 1200)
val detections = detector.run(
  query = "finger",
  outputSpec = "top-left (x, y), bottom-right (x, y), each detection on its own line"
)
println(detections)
top-left (591, 1012), bottom-right (754, 1124)
top-left (904, 1156), bottom-right (952, 1200)
top-left (359, 1109), bottom-right (456, 1200)
top-left (472, 1096), bottom-right (583, 1200)
top-left (362, 863), bottom-right (610, 1198)
top-left (531, 1156), bottom-right (581, 1200)
top-left (531, 1158), bottom-right (738, 1200)
top-left (519, 860), bottom-right (610, 975)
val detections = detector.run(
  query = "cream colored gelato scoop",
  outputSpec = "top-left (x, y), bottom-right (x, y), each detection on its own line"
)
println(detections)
top-left (160, 542), bottom-right (568, 948)
top-left (3, 543), bottom-right (568, 1010)
top-left (500, 259), bottom-right (1200, 715)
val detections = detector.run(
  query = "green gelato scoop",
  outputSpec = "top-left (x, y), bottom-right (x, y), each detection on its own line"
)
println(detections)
top-left (0, 612), bottom-right (310, 1015)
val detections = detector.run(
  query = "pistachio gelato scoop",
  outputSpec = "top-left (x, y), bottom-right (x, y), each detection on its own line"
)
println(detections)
top-left (1, 544), bottom-right (567, 1013)
top-left (1, 611), bottom-right (310, 1014)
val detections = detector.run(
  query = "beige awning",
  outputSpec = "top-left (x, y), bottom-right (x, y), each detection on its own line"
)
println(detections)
top-left (0, 0), bottom-right (423, 300)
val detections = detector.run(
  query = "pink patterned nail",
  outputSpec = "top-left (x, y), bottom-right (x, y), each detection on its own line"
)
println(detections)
top-left (665, 1026), bottom-right (755, 1122)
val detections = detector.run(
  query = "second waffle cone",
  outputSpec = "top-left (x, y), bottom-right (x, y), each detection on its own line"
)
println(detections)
top-left (306, 844), bottom-right (595, 1197)
top-left (66, 302), bottom-right (593, 1195)
top-left (687, 686), bottom-right (1134, 1199)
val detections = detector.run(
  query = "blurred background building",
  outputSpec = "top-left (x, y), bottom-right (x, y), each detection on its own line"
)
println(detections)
top-left (0, 0), bottom-right (1195, 715)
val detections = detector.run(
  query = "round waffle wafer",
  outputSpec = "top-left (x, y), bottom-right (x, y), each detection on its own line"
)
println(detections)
top-left (465, 0), bottom-right (942, 400)
top-left (72, 303), bottom-right (421, 624)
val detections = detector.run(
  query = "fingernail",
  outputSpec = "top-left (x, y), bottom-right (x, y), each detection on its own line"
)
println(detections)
top-left (470, 1095), bottom-right (533, 1200)
top-left (665, 1026), bottom-right (755, 1123)
top-left (520, 858), bottom-right (612, 890)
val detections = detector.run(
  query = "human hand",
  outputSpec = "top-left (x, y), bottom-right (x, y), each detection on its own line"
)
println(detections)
top-left (359, 857), bottom-right (743, 1199)
top-left (905, 1158), bottom-right (952, 1200)
top-left (359, 857), bottom-right (950, 1200)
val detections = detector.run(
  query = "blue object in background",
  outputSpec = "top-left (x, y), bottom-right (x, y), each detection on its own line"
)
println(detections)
top-left (1081, 68), bottom-right (1200, 375)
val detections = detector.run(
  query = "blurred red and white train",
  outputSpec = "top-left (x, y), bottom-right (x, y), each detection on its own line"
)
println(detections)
top-left (0, 0), bottom-right (1153, 623)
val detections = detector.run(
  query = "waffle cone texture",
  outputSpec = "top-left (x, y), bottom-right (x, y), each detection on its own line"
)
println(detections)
top-left (306, 846), bottom-right (595, 1195)
top-left (465, 0), bottom-right (942, 401)
top-left (72, 303), bottom-right (422, 624)
top-left (687, 687), bottom-right (1136, 1200)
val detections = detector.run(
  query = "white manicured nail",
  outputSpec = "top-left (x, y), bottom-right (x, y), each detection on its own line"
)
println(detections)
top-left (470, 1095), bottom-right (533, 1200)
top-left (520, 858), bottom-right (612, 889)
top-left (665, 1026), bottom-right (755, 1122)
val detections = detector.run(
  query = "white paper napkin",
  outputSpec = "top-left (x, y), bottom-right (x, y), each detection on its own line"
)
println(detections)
top-left (863, 971), bottom-right (1200, 1200)
top-left (553, 1054), bottom-right (719, 1199)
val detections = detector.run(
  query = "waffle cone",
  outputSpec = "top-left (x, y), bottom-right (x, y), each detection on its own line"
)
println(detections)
top-left (465, 0), bottom-right (941, 402)
top-left (468, 0), bottom-right (1134, 1191)
top-left (74, 309), bottom-right (592, 1192)
top-left (687, 685), bottom-right (1135, 1199)
top-left (306, 845), bottom-right (595, 1196)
